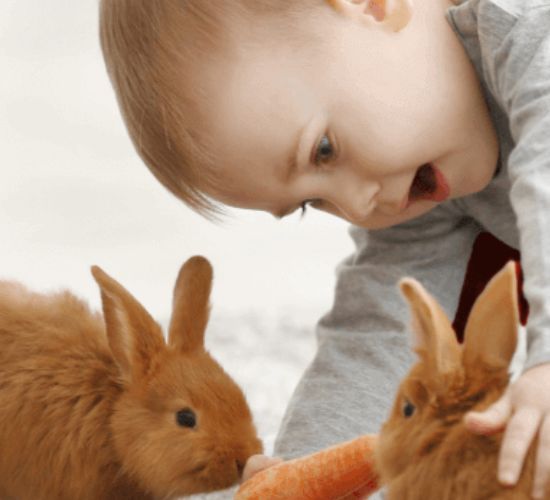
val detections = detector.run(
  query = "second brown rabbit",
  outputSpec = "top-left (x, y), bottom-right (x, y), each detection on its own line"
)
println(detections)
top-left (0, 256), bottom-right (262, 500)
top-left (376, 262), bottom-right (548, 499)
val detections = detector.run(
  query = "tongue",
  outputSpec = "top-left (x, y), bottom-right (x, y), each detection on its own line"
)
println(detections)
top-left (410, 164), bottom-right (450, 203)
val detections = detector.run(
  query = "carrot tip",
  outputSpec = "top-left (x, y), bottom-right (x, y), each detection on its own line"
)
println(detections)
top-left (235, 434), bottom-right (381, 500)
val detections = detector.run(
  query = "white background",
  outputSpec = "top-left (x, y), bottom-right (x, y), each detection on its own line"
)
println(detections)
top-left (0, 1), bottom-right (353, 319)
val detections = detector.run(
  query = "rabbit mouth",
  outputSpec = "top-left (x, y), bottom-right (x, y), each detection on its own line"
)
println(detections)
top-left (187, 461), bottom-right (239, 490)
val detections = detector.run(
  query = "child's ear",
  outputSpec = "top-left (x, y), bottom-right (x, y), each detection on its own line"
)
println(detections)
top-left (327, 0), bottom-right (413, 32)
top-left (91, 266), bottom-right (165, 383)
top-left (400, 278), bottom-right (461, 389)
top-left (462, 261), bottom-right (519, 374)
top-left (168, 256), bottom-right (212, 353)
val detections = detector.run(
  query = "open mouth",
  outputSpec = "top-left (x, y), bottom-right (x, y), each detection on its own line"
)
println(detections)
top-left (408, 163), bottom-right (450, 206)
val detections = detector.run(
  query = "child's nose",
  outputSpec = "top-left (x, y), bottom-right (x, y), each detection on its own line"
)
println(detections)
top-left (331, 182), bottom-right (381, 223)
top-left (376, 173), bottom-right (412, 216)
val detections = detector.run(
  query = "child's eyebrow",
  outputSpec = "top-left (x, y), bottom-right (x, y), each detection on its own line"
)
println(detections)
top-left (279, 113), bottom-right (317, 185)
top-left (279, 125), bottom-right (305, 184)
top-left (272, 140), bottom-right (303, 220)
top-left (274, 116), bottom-right (317, 219)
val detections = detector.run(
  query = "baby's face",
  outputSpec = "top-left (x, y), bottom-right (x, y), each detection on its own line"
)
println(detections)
top-left (203, 0), bottom-right (499, 229)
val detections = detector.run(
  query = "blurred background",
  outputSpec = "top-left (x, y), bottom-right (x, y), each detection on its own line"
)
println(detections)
top-left (1, 2), bottom-right (353, 497)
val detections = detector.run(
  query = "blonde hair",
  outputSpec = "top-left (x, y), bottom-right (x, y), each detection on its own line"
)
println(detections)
top-left (99, 1), bottom-right (322, 219)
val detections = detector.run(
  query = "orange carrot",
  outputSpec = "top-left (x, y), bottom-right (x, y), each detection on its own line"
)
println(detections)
top-left (235, 434), bottom-right (380, 500)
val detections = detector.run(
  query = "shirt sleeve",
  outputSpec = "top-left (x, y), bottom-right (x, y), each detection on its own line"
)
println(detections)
top-left (274, 204), bottom-right (483, 459)
top-left (484, 3), bottom-right (550, 370)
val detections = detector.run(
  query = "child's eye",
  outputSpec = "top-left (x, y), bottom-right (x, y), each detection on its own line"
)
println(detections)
top-left (314, 135), bottom-right (335, 165)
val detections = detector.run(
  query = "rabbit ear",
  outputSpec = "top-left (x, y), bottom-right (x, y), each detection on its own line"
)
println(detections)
top-left (400, 278), bottom-right (461, 386)
top-left (462, 261), bottom-right (518, 374)
top-left (91, 266), bottom-right (165, 382)
top-left (168, 256), bottom-right (212, 352)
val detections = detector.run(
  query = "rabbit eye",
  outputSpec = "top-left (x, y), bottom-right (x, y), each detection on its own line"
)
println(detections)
top-left (176, 408), bottom-right (197, 428)
top-left (402, 399), bottom-right (416, 418)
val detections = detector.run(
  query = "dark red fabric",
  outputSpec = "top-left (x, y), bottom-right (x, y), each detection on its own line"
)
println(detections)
top-left (452, 232), bottom-right (530, 343)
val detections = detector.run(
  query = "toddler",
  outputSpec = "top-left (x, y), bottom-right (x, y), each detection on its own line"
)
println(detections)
top-left (100, 0), bottom-right (550, 497)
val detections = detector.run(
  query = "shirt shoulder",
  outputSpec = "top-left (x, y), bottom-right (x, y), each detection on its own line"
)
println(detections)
top-left (447, 0), bottom-right (550, 44)
top-left (450, 0), bottom-right (550, 16)
top-left (447, 0), bottom-right (516, 48)
top-left (447, 0), bottom-right (550, 109)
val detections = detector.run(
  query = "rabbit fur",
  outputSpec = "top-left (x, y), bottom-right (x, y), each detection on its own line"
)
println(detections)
top-left (376, 262), bottom-right (548, 499)
top-left (0, 256), bottom-right (262, 500)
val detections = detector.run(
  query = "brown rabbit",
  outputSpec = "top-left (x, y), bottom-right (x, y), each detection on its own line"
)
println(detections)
top-left (375, 261), bottom-right (548, 499)
top-left (0, 256), bottom-right (262, 500)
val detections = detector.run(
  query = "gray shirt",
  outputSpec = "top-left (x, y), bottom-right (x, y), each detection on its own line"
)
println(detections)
top-left (274, 0), bottom-right (550, 463)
